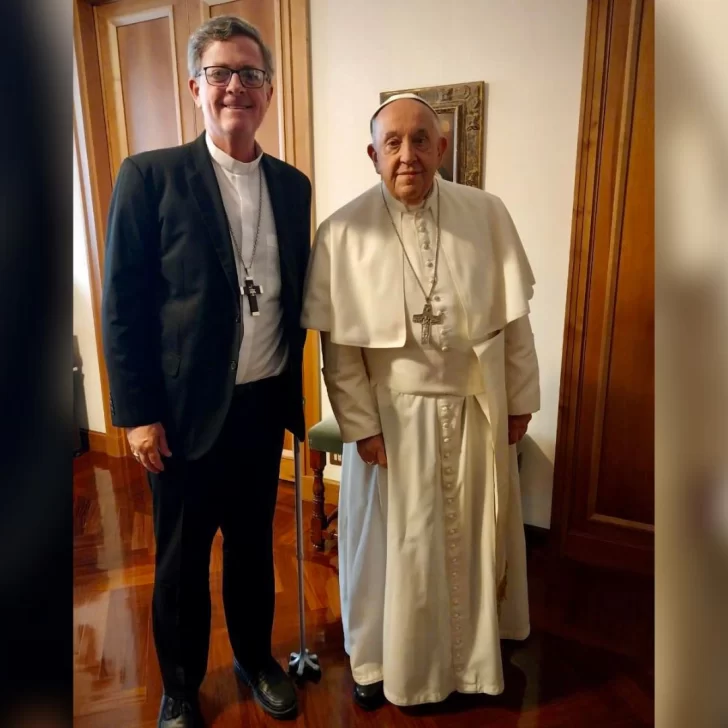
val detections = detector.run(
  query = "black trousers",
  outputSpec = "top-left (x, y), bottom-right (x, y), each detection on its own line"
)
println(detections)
top-left (148, 375), bottom-right (287, 700)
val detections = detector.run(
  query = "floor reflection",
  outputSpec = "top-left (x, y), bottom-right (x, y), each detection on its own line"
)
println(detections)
top-left (73, 451), bottom-right (652, 727)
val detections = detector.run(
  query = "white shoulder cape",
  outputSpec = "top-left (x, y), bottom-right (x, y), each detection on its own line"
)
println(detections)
top-left (301, 180), bottom-right (535, 346)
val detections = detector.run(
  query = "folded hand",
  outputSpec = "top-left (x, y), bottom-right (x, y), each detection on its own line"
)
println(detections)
top-left (357, 434), bottom-right (387, 468)
top-left (508, 414), bottom-right (532, 445)
top-left (126, 422), bottom-right (172, 473)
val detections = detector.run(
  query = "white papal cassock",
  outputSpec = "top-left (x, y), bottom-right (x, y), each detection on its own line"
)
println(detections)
top-left (301, 178), bottom-right (540, 706)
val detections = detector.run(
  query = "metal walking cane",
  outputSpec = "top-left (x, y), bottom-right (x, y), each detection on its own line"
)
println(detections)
top-left (287, 435), bottom-right (321, 680)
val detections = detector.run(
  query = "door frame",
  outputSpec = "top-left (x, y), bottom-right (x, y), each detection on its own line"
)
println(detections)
top-left (550, 0), bottom-right (653, 572)
top-left (72, 0), bottom-right (321, 482)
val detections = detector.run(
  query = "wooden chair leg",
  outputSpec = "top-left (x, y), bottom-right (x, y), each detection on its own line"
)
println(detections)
top-left (310, 448), bottom-right (327, 551)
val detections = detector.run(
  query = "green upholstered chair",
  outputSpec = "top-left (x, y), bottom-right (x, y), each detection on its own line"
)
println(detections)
top-left (307, 416), bottom-right (343, 551)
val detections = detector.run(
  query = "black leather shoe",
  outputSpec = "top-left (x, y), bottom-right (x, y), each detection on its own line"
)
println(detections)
top-left (353, 681), bottom-right (385, 710)
top-left (157, 695), bottom-right (204, 727)
top-left (234, 656), bottom-right (298, 719)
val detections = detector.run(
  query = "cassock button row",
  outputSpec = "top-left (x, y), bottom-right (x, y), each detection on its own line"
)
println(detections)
top-left (444, 437), bottom-right (451, 443)
top-left (230, 361), bottom-right (237, 371)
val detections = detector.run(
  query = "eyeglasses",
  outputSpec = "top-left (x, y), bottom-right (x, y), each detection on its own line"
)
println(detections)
top-left (199, 66), bottom-right (268, 89)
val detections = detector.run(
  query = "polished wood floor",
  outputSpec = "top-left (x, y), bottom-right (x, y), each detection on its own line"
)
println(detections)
top-left (73, 451), bottom-right (653, 727)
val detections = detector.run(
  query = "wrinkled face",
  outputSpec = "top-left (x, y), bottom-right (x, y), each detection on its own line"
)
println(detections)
top-left (368, 99), bottom-right (447, 205)
top-left (189, 36), bottom-right (273, 147)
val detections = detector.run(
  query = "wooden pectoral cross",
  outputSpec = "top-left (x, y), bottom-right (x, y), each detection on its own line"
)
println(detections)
top-left (241, 276), bottom-right (263, 316)
top-left (412, 302), bottom-right (443, 345)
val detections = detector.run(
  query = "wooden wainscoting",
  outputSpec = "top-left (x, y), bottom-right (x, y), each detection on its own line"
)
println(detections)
top-left (82, 429), bottom-right (125, 457)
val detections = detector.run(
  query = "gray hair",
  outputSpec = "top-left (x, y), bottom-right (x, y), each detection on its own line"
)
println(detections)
top-left (187, 15), bottom-right (275, 80)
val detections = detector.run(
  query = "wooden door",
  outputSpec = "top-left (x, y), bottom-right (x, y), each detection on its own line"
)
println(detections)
top-left (95, 0), bottom-right (197, 164)
top-left (74, 0), bottom-right (319, 481)
top-left (551, 0), bottom-right (654, 574)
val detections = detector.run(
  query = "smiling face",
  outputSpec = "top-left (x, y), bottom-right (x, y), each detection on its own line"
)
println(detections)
top-left (188, 36), bottom-right (273, 160)
top-left (368, 99), bottom-right (447, 206)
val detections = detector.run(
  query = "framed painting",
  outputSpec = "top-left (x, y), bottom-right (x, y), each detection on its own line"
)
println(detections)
top-left (379, 81), bottom-right (486, 188)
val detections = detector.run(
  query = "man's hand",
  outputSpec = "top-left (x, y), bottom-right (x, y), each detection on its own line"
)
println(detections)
top-left (357, 434), bottom-right (387, 468)
top-left (508, 414), bottom-right (532, 445)
top-left (126, 422), bottom-right (172, 474)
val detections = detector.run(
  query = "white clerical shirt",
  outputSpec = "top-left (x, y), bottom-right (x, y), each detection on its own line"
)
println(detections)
top-left (206, 133), bottom-right (287, 384)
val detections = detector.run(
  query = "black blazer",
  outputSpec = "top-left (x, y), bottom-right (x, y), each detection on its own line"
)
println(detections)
top-left (101, 132), bottom-right (312, 460)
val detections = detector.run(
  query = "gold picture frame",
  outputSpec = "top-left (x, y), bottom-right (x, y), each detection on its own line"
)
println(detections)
top-left (379, 81), bottom-right (487, 188)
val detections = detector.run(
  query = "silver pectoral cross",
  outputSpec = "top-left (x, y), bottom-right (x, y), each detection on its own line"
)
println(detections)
top-left (241, 276), bottom-right (263, 316)
top-left (412, 302), bottom-right (444, 345)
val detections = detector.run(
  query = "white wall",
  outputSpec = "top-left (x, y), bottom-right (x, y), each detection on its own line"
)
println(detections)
top-left (73, 137), bottom-right (106, 433)
top-left (309, 0), bottom-right (588, 527)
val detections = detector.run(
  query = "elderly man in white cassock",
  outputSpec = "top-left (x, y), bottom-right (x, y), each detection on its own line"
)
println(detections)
top-left (300, 93), bottom-right (540, 709)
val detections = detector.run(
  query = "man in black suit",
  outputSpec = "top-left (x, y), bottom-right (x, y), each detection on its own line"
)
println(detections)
top-left (101, 15), bottom-right (311, 728)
